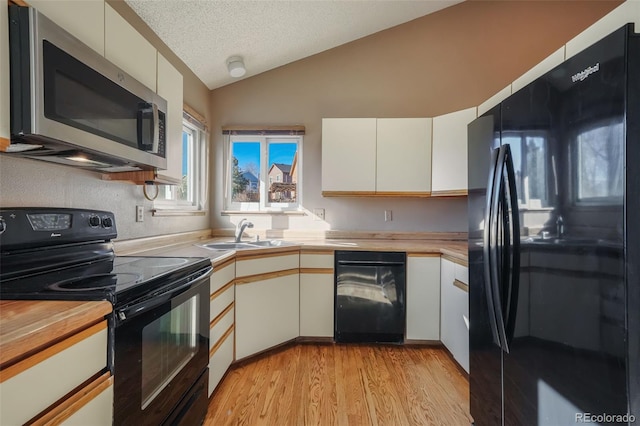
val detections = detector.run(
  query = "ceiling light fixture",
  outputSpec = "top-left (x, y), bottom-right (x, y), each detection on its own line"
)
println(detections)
top-left (227, 56), bottom-right (246, 78)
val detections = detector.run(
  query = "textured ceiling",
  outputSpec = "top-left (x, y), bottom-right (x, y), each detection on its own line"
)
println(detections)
top-left (125, 0), bottom-right (462, 90)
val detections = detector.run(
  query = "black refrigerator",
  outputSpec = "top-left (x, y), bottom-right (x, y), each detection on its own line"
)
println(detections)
top-left (468, 24), bottom-right (639, 425)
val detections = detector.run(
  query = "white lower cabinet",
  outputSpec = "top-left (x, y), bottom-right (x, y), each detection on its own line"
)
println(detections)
top-left (37, 373), bottom-right (114, 426)
top-left (440, 258), bottom-right (469, 373)
top-left (208, 258), bottom-right (235, 396)
top-left (235, 271), bottom-right (300, 359)
top-left (209, 331), bottom-right (234, 397)
top-left (0, 322), bottom-right (109, 425)
top-left (406, 255), bottom-right (441, 341)
top-left (299, 252), bottom-right (334, 338)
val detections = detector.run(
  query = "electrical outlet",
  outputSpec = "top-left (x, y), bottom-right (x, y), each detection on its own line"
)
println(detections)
top-left (313, 208), bottom-right (325, 221)
top-left (136, 205), bottom-right (144, 222)
top-left (384, 210), bottom-right (392, 222)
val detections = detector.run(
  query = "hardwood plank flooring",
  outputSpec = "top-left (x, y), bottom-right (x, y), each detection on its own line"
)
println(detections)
top-left (205, 343), bottom-right (470, 426)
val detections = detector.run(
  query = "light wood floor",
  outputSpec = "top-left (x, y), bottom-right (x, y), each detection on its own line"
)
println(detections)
top-left (205, 343), bottom-right (470, 425)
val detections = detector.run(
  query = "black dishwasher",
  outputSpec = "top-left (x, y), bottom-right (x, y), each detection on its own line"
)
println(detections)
top-left (334, 251), bottom-right (406, 343)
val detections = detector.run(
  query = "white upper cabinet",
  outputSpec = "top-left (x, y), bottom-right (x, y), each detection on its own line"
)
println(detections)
top-left (512, 47), bottom-right (565, 93)
top-left (105, 4), bottom-right (157, 91)
top-left (477, 85), bottom-right (512, 117)
top-left (431, 107), bottom-right (477, 195)
top-left (565, 0), bottom-right (640, 59)
top-left (322, 118), bottom-right (377, 193)
top-left (376, 118), bottom-right (432, 194)
top-left (156, 54), bottom-right (183, 182)
top-left (322, 118), bottom-right (432, 195)
top-left (28, 0), bottom-right (105, 55)
top-left (1, 3), bottom-right (9, 145)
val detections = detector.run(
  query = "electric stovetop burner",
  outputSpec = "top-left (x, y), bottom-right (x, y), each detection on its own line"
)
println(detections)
top-left (0, 255), bottom-right (211, 304)
top-left (48, 273), bottom-right (141, 291)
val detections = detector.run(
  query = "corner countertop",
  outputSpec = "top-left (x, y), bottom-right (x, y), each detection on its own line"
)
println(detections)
top-left (0, 300), bottom-right (112, 369)
top-left (121, 237), bottom-right (468, 266)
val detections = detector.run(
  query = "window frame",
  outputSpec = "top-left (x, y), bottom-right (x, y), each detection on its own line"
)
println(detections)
top-left (225, 134), bottom-right (302, 212)
top-left (153, 112), bottom-right (208, 213)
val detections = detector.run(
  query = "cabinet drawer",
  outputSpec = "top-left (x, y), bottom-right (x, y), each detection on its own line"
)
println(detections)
top-left (300, 253), bottom-right (334, 269)
top-left (454, 264), bottom-right (469, 285)
top-left (210, 306), bottom-right (234, 350)
top-left (32, 373), bottom-right (113, 426)
top-left (0, 322), bottom-right (108, 426)
top-left (210, 285), bottom-right (234, 321)
top-left (236, 253), bottom-right (299, 277)
top-left (208, 331), bottom-right (234, 396)
top-left (210, 262), bottom-right (235, 295)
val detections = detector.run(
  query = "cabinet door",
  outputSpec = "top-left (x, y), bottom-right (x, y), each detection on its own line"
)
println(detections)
top-left (565, 0), bottom-right (639, 59)
top-left (105, 4), bottom-right (157, 91)
top-left (440, 259), bottom-right (469, 372)
top-left (235, 272), bottom-right (299, 359)
top-left (376, 118), bottom-right (432, 193)
top-left (156, 54), bottom-right (184, 182)
top-left (300, 252), bottom-right (334, 337)
top-left (406, 255), bottom-right (440, 340)
top-left (300, 273), bottom-right (334, 337)
top-left (431, 107), bottom-right (477, 195)
top-left (0, 3), bottom-right (9, 147)
top-left (28, 0), bottom-right (105, 55)
top-left (321, 118), bottom-right (376, 193)
top-left (0, 323), bottom-right (108, 425)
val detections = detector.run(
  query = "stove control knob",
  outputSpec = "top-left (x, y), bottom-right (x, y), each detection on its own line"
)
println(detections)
top-left (0, 219), bottom-right (5, 235)
top-left (88, 215), bottom-right (101, 227)
top-left (102, 217), bottom-right (113, 228)
top-left (118, 311), bottom-right (126, 321)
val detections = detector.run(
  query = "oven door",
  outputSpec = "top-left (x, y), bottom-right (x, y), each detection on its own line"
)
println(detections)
top-left (113, 268), bottom-right (211, 426)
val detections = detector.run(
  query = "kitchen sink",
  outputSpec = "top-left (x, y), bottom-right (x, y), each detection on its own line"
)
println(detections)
top-left (198, 240), bottom-right (295, 251)
top-left (200, 242), bottom-right (258, 250)
top-left (249, 240), bottom-right (295, 247)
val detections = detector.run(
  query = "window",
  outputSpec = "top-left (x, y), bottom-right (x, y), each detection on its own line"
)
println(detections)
top-left (155, 112), bottom-right (208, 212)
top-left (226, 134), bottom-right (301, 211)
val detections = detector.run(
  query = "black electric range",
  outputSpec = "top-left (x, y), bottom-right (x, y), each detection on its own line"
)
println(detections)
top-left (0, 208), bottom-right (211, 305)
top-left (0, 208), bottom-right (213, 426)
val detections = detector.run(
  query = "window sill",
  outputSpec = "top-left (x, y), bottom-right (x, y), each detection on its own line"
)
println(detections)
top-left (152, 209), bottom-right (207, 217)
top-left (221, 210), bottom-right (306, 216)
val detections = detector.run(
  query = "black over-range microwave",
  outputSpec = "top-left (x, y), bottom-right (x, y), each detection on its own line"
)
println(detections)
top-left (4, 5), bottom-right (167, 172)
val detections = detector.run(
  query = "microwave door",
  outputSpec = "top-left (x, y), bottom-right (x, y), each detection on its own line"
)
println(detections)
top-left (137, 102), bottom-right (160, 154)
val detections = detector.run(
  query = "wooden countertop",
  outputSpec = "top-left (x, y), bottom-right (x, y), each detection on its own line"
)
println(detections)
top-left (0, 300), bottom-right (112, 369)
top-left (122, 237), bottom-right (468, 265)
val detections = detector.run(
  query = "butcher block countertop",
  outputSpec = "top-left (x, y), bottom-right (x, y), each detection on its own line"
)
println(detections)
top-left (0, 300), bottom-right (112, 369)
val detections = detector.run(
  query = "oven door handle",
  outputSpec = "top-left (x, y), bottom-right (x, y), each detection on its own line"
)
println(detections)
top-left (115, 266), bottom-right (212, 324)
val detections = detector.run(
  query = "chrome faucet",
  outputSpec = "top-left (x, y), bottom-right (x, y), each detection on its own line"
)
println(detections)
top-left (235, 219), bottom-right (254, 242)
top-left (556, 214), bottom-right (564, 238)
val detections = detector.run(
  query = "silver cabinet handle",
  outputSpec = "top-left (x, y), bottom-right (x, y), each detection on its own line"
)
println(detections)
top-left (463, 315), bottom-right (469, 330)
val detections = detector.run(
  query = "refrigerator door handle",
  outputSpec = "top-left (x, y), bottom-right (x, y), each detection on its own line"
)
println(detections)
top-left (483, 146), bottom-right (504, 349)
top-left (489, 145), bottom-right (510, 352)
top-left (503, 145), bottom-right (521, 347)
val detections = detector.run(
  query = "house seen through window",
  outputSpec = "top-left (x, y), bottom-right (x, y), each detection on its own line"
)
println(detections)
top-left (228, 135), bottom-right (301, 210)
